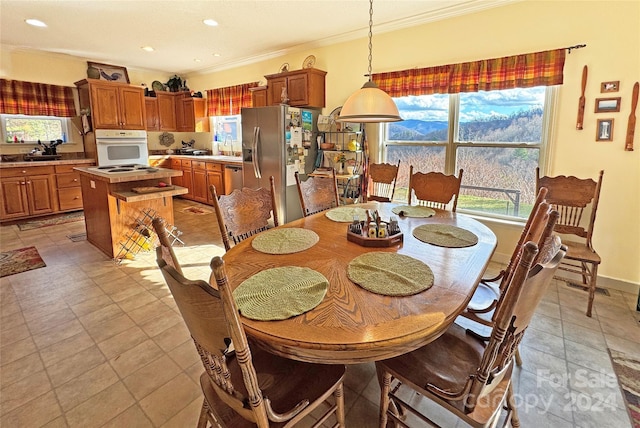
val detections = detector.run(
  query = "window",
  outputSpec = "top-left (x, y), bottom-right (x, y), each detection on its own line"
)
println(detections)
top-left (384, 86), bottom-right (555, 220)
top-left (1, 114), bottom-right (69, 144)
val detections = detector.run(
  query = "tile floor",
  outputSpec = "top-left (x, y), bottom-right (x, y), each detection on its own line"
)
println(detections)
top-left (1, 198), bottom-right (638, 427)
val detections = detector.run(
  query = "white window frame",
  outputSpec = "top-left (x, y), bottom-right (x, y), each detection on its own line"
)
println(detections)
top-left (1, 114), bottom-right (70, 144)
top-left (383, 86), bottom-right (558, 221)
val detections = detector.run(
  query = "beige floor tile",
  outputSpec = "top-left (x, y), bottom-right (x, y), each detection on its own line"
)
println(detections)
top-left (108, 339), bottom-right (163, 378)
top-left (0, 310), bottom-right (26, 333)
top-left (167, 340), bottom-right (201, 370)
top-left (42, 416), bottom-right (69, 428)
top-left (100, 404), bottom-right (153, 428)
top-left (83, 313), bottom-right (135, 344)
top-left (69, 294), bottom-right (114, 318)
top-left (55, 362), bottom-right (119, 411)
top-left (151, 320), bottom-right (190, 352)
top-left (0, 390), bottom-right (62, 428)
top-left (40, 331), bottom-right (94, 368)
top-left (138, 373), bottom-right (201, 426)
top-left (1, 369), bottom-right (52, 416)
top-left (123, 355), bottom-right (182, 400)
top-left (97, 325), bottom-right (148, 360)
top-left (116, 289), bottom-right (158, 313)
top-left (160, 397), bottom-right (203, 428)
top-left (46, 345), bottom-right (106, 387)
top-left (0, 351), bottom-right (44, 387)
top-left (0, 322), bottom-right (31, 347)
top-left (0, 336), bottom-right (37, 366)
top-left (32, 319), bottom-right (85, 350)
top-left (127, 300), bottom-right (174, 325)
top-left (64, 381), bottom-right (135, 428)
top-left (26, 307), bottom-right (77, 336)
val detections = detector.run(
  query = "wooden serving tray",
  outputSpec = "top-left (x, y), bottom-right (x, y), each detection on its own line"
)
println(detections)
top-left (347, 230), bottom-right (403, 247)
top-left (132, 185), bottom-right (175, 194)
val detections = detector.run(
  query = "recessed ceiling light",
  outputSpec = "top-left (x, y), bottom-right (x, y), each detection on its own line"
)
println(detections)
top-left (213, 53), bottom-right (221, 57)
top-left (194, 59), bottom-right (202, 63)
top-left (141, 46), bottom-right (155, 52)
top-left (25, 18), bottom-right (47, 27)
top-left (203, 19), bottom-right (218, 27)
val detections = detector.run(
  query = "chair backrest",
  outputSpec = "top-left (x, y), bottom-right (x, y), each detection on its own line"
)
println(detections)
top-left (367, 160), bottom-right (400, 202)
top-left (151, 217), bottom-right (183, 275)
top-left (464, 238), bottom-right (566, 412)
top-left (408, 167), bottom-right (463, 211)
top-left (295, 170), bottom-right (340, 217)
top-left (156, 251), bottom-right (270, 426)
top-left (210, 176), bottom-right (279, 251)
top-left (536, 168), bottom-right (604, 248)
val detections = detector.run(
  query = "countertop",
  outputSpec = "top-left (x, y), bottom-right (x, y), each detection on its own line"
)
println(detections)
top-left (150, 154), bottom-right (243, 164)
top-left (75, 166), bottom-right (182, 184)
top-left (0, 158), bottom-right (95, 168)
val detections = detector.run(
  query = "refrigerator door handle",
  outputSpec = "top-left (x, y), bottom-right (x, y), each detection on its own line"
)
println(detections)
top-left (252, 126), bottom-right (262, 179)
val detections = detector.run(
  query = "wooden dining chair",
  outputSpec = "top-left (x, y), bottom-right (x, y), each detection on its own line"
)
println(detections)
top-left (294, 170), bottom-right (340, 217)
top-left (377, 239), bottom-right (566, 428)
top-left (536, 168), bottom-right (604, 317)
top-left (407, 167), bottom-right (464, 211)
top-left (366, 160), bottom-right (400, 202)
top-left (156, 249), bottom-right (346, 428)
top-left (210, 176), bottom-right (279, 251)
top-left (463, 187), bottom-right (550, 316)
top-left (151, 216), bottom-right (183, 275)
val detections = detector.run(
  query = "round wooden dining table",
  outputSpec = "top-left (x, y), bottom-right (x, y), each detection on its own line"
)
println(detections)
top-left (221, 202), bottom-right (497, 364)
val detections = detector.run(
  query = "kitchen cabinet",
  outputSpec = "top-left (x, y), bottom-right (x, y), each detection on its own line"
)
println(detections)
top-left (55, 164), bottom-right (85, 211)
top-left (0, 166), bottom-right (56, 220)
top-left (157, 92), bottom-right (178, 131)
top-left (145, 97), bottom-right (159, 130)
top-left (170, 158), bottom-right (227, 203)
top-left (264, 68), bottom-right (326, 108)
top-left (76, 79), bottom-right (146, 130)
top-left (176, 95), bottom-right (209, 132)
top-left (250, 86), bottom-right (268, 107)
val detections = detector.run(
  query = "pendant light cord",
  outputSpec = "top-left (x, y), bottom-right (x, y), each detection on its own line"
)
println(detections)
top-left (367, 0), bottom-right (373, 81)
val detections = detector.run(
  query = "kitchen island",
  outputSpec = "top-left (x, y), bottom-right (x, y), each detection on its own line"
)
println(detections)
top-left (75, 166), bottom-right (187, 259)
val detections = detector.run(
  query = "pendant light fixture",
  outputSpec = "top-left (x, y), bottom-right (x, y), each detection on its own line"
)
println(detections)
top-left (337, 0), bottom-right (402, 123)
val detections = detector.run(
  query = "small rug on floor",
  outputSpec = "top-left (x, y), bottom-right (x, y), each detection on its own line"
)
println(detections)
top-left (182, 206), bottom-right (214, 215)
top-left (17, 211), bottom-right (84, 231)
top-left (0, 247), bottom-right (46, 278)
top-left (67, 233), bottom-right (87, 242)
top-left (609, 348), bottom-right (640, 428)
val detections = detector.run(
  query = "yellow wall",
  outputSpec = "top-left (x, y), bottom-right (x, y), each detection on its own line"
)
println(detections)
top-left (1, 0), bottom-right (638, 287)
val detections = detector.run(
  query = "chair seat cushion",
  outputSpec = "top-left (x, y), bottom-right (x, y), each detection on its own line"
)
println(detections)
top-left (201, 345), bottom-right (345, 426)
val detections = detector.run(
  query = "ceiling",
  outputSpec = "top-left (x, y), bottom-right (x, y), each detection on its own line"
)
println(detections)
top-left (1, 0), bottom-right (516, 76)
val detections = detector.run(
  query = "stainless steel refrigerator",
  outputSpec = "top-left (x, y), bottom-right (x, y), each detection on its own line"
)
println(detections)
top-left (242, 105), bottom-right (320, 223)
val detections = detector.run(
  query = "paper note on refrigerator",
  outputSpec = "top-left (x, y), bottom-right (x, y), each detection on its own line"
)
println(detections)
top-left (290, 126), bottom-right (303, 147)
top-left (286, 164), bottom-right (297, 186)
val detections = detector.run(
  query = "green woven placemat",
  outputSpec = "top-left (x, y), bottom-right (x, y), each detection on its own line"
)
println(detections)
top-left (233, 267), bottom-right (328, 320)
top-left (325, 206), bottom-right (368, 222)
top-left (412, 224), bottom-right (478, 248)
top-left (391, 205), bottom-right (436, 218)
top-left (347, 252), bottom-right (434, 296)
top-left (251, 228), bottom-right (319, 254)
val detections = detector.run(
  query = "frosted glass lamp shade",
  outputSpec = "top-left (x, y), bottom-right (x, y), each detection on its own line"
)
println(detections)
top-left (337, 81), bottom-right (402, 123)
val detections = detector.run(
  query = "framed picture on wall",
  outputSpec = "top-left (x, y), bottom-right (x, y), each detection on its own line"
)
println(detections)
top-left (87, 61), bottom-right (130, 84)
top-left (594, 97), bottom-right (621, 113)
top-left (596, 118), bottom-right (614, 141)
top-left (600, 81), bottom-right (619, 93)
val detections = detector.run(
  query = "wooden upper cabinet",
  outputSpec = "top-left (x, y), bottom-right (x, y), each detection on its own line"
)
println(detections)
top-left (145, 97), bottom-right (159, 130)
top-left (176, 95), bottom-right (209, 132)
top-left (265, 68), bottom-right (326, 108)
top-left (250, 86), bottom-right (268, 107)
top-left (157, 93), bottom-right (178, 131)
top-left (77, 79), bottom-right (146, 130)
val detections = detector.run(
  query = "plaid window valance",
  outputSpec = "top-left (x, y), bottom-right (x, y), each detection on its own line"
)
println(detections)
top-left (372, 48), bottom-right (566, 97)
top-left (207, 82), bottom-right (259, 116)
top-left (0, 79), bottom-right (77, 117)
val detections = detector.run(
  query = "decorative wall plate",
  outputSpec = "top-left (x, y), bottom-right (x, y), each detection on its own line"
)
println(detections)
top-left (279, 63), bottom-right (289, 73)
top-left (152, 81), bottom-right (165, 92)
top-left (159, 132), bottom-right (175, 147)
top-left (303, 55), bottom-right (316, 69)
